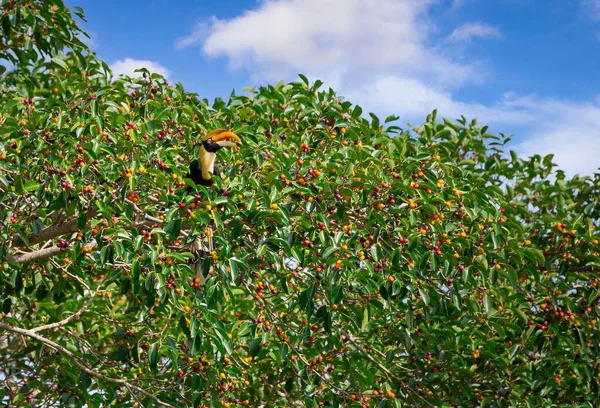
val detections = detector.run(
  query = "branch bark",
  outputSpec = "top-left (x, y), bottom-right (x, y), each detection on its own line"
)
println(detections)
top-left (14, 242), bottom-right (96, 264)
top-left (125, 198), bottom-right (188, 237)
top-left (0, 322), bottom-right (176, 408)
top-left (11, 208), bottom-right (97, 247)
top-left (31, 289), bottom-right (98, 333)
top-left (340, 328), bottom-right (435, 407)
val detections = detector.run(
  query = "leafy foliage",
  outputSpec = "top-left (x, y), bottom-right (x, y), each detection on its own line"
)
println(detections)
top-left (1, 1), bottom-right (600, 407)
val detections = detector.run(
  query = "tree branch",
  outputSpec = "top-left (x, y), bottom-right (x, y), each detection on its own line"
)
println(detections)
top-left (14, 242), bottom-right (96, 264)
top-left (339, 328), bottom-right (435, 407)
top-left (0, 322), bottom-right (176, 408)
top-left (11, 208), bottom-right (97, 247)
top-left (31, 289), bottom-right (98, 333)
top-left (125, 199), bottom-right (188, 238)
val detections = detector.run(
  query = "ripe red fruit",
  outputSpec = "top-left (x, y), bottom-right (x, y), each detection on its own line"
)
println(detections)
top-left (179, 203), bottom-right (186, 209)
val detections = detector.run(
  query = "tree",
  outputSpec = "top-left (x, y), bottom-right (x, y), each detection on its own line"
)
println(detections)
top-left (1, 1), bottom-right (599, 407)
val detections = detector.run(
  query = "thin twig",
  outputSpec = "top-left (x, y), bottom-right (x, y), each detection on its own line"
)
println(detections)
top-left (339, 328), bottom-right (435, 407)
top-left (0, 322), bottom-right (176, 408)
top-left (31, 288), bottom-right (99, 333)
top-left (125, 198), bottom-right (188, 237)
top-left (14, 242), bottom-right (96, 264)
top-left (10, 208), bottom-right (97, 247)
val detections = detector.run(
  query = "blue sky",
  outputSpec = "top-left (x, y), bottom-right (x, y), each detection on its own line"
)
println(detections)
top-left (67, 0), bottom-right (600, 176)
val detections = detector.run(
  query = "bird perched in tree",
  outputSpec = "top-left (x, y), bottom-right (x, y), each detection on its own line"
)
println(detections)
top-left (188, 129), bottom-right (241, 284)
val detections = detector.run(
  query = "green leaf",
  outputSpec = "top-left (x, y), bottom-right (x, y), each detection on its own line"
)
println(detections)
top-left (77, 212), bottom-right (87, 230)
top-left (483, 294), bottom-right (493, 314)
top-left (51, 57), bottom-right (69, 70)
top-left (132, 260), bottom-right (141, 294)
top-left (249, 338), bottom-right (262, 357)
top-left (214, 328), bottom-right (233, 355)
top-left (418, 288), bottom-right (430, 306)
top-left (148, 343), bottom-right (159, 373)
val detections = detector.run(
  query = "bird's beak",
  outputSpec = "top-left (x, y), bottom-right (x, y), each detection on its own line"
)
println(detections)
top-left (206, 129), bottom-right (242, 149)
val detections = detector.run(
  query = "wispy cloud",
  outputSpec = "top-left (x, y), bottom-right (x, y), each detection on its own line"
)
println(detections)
top-left (78, 31), bottom-right (97, 48)
top-left (344, 76), bottom-right (600, 176)
top-left (110, 58), bottom-right (171, 80)
top-left (451, 0), bottom-right (476, 8)
top-left (582, 0), bottom-right (600, 20)
top-left (447, 22), bottom-right (502, 42)
top-left (176, 21), bottom-right (210, 50)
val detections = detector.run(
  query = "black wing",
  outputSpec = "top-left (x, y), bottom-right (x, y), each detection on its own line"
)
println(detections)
top-left (187, 160), bottom-right (213, 189)
top-left (190, 236), bottom-right (214, 284)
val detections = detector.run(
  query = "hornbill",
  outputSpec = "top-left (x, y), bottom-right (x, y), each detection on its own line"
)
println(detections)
top-left (188, 129), bottom-right (241, 284)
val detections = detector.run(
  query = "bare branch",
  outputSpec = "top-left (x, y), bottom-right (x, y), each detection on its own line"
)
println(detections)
top-left (0, 322), bottom-right (177, 408)
top-left (31, 289), bottom-right (98, 333)
top-left (11, 208), bottom-right (97, 248)
top-left (340, 328), bottom-right (434, 407)
top-left (125, 199), bottom-right (188, 237)
top-left (14, 242), bottom-right (96, 264)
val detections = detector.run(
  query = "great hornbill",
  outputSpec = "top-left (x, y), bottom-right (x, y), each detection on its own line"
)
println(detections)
top-left (188, 129), bottom-right (241, 284)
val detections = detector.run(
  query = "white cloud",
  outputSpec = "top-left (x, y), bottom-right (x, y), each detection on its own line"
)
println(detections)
top-left (343, 76), bottom-right (600, 177)
top-left (178, 0), bottom-right (480, 86)
top-left (176, 0), bottom-right (600, 176)
top-left (110, 58), bottom-right (171, 80)
top-left (201, 0), bottom-right (429, 73)
top-left (512, 98), bottom-right (600, 177)
top-left (341, 76), bottom-right (531, 124)
top-left (176, 21), bottom-right (209, 49)
top-left (447, 22), bottom-right (502, 42)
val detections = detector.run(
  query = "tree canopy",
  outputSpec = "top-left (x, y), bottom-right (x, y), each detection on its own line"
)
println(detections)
top-left (1, 1), bottom-right (599, 407)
